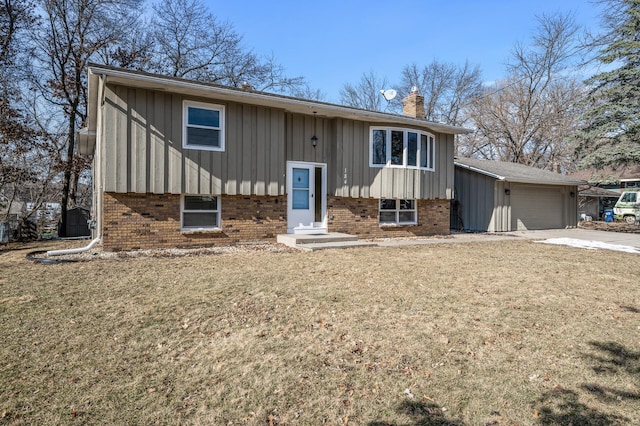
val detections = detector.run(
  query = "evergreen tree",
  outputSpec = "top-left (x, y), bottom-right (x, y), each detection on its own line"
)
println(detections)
top-left (575, 0), bottom-right (640, 167)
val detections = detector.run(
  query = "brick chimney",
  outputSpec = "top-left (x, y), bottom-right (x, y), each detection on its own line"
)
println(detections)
top-left (402, 92), bottom-right (425, 119)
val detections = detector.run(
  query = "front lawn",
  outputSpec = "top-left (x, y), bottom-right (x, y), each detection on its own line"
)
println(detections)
top-left (1, 240), bottom-right (638, 425)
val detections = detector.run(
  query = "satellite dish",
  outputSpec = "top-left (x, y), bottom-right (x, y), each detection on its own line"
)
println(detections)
top-left (380, 89), bottom-right (397, 101)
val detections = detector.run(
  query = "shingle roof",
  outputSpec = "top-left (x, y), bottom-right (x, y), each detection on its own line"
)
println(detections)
top-left (569, 164), bottom-right (640, 184)
top-left (578, 185), bottom-right (620, 197)
top-left (86, 63), bottom-right (470, 136)
top-left (454, 157), bottom-right (586, 186)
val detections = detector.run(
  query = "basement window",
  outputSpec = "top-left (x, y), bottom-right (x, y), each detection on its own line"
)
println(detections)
top-left (379, 199), bottom-right (417, 225)
top-left (183, 100), bottom-right (225, 151)
top-left (370, 127), bottom-right (435, 170)
top-left (181, 195), bottom-right (220, 230)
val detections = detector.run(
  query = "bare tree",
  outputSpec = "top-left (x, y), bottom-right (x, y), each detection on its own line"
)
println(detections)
top-left (339, 71), bottom-right (391, 111)
top-left (31, 0), bottom-right (144, 236)
top-left (149, 0), bottom-right (307, 94)
top-left (462, 13), bottom-right (584, 171)
top-left (400, 60), bottom-right (483, 125)
top-left (0, 0), bottom-right (47, 223)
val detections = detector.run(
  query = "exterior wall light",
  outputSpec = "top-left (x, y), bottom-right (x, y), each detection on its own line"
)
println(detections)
top-left (311, 135), bottom-right (318, 148)
top-left (504, 188), bottom-right (511, 195)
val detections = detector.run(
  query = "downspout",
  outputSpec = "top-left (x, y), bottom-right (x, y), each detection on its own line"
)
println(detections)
top-left (46, 237), bottom-right (101, 256)
top-left (45, 73), bottom-right (106, 258)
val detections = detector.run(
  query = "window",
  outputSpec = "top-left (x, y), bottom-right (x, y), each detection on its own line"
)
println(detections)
top-left (620, 192), bottom-right (637, 203)
top-left (182, 195), bottom-right (220, 229)
top-left (370, 127), bottom-right (435, 170)
top-left (183, 101), bottom-right (225, 151)
top-left (379, 199), bottom-right (417, 225)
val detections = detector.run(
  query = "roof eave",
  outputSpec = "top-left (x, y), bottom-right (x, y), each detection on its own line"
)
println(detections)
top-left (454, 161), bottom-right (505, 180)
top-left (455, 162), bottom-right (587, 186)
top-left (87, 64), bottom-right (471, 135)
top-left (504, 177), bottom-right (587, 186)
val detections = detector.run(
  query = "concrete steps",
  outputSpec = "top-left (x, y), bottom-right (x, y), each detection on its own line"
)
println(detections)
top-left (276, 233), bottom-right (378, 251)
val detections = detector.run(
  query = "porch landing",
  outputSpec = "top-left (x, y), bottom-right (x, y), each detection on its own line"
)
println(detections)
top-left (276, 233), bottom-right (378, 251)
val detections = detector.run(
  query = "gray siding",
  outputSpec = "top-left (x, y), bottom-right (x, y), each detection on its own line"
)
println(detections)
top-left (454, 165), bottom-right (579, 231)
top-left (102, 84), bottom-right (286, 196)
top-left (454, 166), bottom-right (499, 232)
top-left (333, 119), bottom-right (454, 200)
top-left (101, 83), bottom-right (455, 201)
top-left (510, 183), bottom-right (578, 230)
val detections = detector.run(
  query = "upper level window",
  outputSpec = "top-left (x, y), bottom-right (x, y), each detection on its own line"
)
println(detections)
top-left (370, 127), bottom-right (435, 170)
top-left (183, 100), bottom-right (225, 151)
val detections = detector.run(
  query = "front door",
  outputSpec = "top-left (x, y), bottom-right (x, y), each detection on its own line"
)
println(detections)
top-left (287, 161), bottom-right (327, 234)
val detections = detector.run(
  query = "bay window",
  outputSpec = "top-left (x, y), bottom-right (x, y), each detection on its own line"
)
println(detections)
top-left (370, 127), bottom-right (435, 170)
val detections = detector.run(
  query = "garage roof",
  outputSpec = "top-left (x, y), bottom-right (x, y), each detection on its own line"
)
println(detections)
top-left (455, 158), bottom-right (587, 186)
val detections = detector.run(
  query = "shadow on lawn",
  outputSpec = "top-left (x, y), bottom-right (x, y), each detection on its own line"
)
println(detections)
top-left (534, 341), bottom-right (639, 425)
top-left (368, 400), bottom-right (465, 426)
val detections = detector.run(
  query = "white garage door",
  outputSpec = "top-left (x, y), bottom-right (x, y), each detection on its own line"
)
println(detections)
top-left (511, 184), bottom-right (563, 230)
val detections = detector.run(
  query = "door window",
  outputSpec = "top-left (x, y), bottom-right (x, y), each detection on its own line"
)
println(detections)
top-left (292, 168), bottom-right (310, 209)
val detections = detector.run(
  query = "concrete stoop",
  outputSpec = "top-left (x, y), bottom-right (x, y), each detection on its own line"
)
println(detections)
top-left (276, 233), bottom-right (378, 251)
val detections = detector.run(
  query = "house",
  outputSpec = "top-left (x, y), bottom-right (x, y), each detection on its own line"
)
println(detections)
top-left (577, 185), bottom-right (620, 221)
top-left (569, 165), bottom-right (640, 220)
top-left (570, 164), bottom-right (640, 192)
top-left (453, 158), bottom-right (586, 232)
top-left (0, 198), bottom-right (25, 243)
top-left (79, 65), bottom-right (470, 251)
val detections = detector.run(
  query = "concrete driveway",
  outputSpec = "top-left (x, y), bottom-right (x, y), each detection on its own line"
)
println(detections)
top-left (377, 228), bottom-right (640, 251)
top-left (509, 228), bottom-right (640, 250)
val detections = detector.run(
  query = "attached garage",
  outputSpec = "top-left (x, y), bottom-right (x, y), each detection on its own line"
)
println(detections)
top-left (510, 184), bottom-right (563, 230)
top-left (453, 158), bottom-right (586, 232)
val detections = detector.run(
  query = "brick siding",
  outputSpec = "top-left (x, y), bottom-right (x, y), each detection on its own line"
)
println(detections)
top-left (327, 196), bottom-right (450, 238)
top-left (102, 193), bottom-right (450, 251)
top-left (103, 193), bottom-right (287, 251)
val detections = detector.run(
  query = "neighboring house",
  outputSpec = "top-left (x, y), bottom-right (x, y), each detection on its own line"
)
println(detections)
top-left (0, 199), bottom-right (25, 243)
top-left (0, 198), bottom-right (26, 222)
top-left (569, 165), bottom-right (640, 220)
top-left (453, 158), bottom-right (586, 232)
top-left (79, 65), bottom-right (469, 251)
top-left (25, 202), bottom-right (61, 223)
top-left (570, 164), bottom-right (640, 192)
top-left (577, 185), bottom-right (619, 221)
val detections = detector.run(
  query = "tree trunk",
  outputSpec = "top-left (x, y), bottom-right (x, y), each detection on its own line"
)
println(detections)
top-left (59, 111), bottom-right (76, 238)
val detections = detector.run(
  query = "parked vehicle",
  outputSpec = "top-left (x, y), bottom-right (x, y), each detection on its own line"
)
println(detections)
top-left (614, 190), bottom-right (640, 223)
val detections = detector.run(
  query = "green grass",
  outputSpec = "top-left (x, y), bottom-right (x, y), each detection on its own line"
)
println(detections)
top-left (1, 240), bottom-right (639, 425)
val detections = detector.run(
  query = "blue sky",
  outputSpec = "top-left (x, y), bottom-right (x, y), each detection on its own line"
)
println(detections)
top-left (206, 0), bottom-right (605, 102)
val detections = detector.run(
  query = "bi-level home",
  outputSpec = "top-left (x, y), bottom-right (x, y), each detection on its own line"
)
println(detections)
top-left (79, 65), bottom-right (469, 251)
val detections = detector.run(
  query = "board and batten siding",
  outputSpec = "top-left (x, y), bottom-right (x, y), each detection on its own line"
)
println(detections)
top-left (332, 119), bottom-right (455, 200)
top-left (454, 166), bottom-right (507, 232)
top-left (102, 84), bottom-right (286, 196)
top-left (101, 83), bottom-right (455, 201)
top-left (454, 165), bottom-right (579, 232)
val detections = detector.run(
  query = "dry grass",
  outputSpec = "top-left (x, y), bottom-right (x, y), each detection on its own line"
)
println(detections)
top-left (1, 240), bottom-right (639, 425)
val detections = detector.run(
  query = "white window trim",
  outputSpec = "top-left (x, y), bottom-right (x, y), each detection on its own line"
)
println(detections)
top-left (379, 199), bottom-right (418, 226)
top-left (369, 127), bottom-right (435, 171)
top-left (182, 100), bottom-right (225, 152)
top-left (181, 195), bottom-right (221, 231)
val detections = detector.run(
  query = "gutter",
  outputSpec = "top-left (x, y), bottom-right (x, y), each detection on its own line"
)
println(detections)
top-left (454, 161), bottom-right (504, 180)
top-left (454, 162), bottom-right (587, 186)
